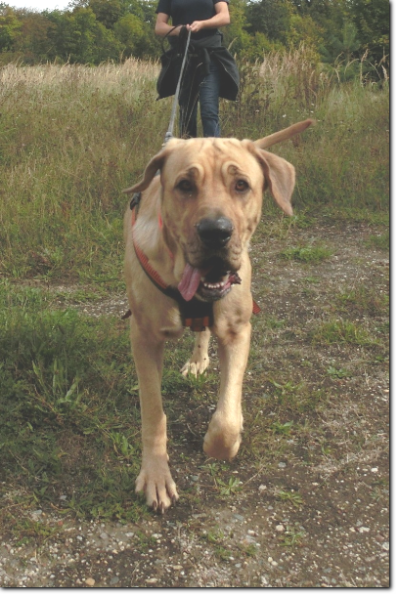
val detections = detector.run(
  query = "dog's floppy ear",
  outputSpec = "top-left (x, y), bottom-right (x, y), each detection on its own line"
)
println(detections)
top-left (123, 139), bottom-right (180, 194)
top-left (253, 148), bottom-right (296, 216)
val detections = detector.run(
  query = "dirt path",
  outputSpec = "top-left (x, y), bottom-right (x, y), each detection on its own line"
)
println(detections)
top-left (0, 222), bottom-right (389, 588)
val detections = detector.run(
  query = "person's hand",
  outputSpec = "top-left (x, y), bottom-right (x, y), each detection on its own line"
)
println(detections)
top-left (174, 24), bottom-right (185, 36)
top-left (187, 21), bottom-right (204, 33)
top-left (178, 25), bottom-right (189, 44)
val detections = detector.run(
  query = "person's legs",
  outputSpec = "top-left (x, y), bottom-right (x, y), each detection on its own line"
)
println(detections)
top-left (199, 59), bottom-right (221, 137)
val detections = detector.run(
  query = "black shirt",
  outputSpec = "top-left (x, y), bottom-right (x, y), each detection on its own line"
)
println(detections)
top-left (156, 0), bottom-right (229, 41)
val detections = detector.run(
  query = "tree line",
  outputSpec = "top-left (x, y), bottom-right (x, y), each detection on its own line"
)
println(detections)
top-left (0, 0), bottom-right (389, 77)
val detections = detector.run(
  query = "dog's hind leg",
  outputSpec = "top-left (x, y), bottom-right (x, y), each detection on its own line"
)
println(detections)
top-left (130, 321), bottom-right (179, 513)
top-left (180, 328), bottom-right (211, 377)
top-left (203, 321), bottom-right (251, 461)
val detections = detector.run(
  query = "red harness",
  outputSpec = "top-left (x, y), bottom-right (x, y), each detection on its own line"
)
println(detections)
top-left (123, 192), bottom-right (260, 331)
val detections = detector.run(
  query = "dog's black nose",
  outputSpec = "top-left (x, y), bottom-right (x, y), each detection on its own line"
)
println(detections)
top-left (196, 216), bottom-right (233, 249)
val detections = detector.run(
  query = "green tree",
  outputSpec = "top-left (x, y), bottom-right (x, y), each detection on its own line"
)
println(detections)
top-left (287, 13), bottom-right (324, 53)
top-left (0, 4), bottom-right (21, 52)
top-left (348, 0), bottom-right (389, 64)
top-left (222, 0), bottom-right (253, 55)
top-left (47, 7), bottom-right (99, 63)
top-left (13, 11), bottom-right (56, 63)
top-left (88, 0), bottom-right (125, 29)
top-left (114, 12), bottom-right (145, 57)
top-left (246, 0), bottom-right (292, 44)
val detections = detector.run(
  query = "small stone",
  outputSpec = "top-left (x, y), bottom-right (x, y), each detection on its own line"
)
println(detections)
top-left (382, 542), bottom-right (389, 551)
top-left (110, 577), bottom-right (119, 586)
top-left (276, 525), bottom-right (284, 532)
top-left (85, 578), bottom-right (95, 587)
top-left (100, 532), bottom-right (108, 540)
top-left (146, 578), bottom-right (158, 584)
top-left (278, 462), bottom-right (287, 468)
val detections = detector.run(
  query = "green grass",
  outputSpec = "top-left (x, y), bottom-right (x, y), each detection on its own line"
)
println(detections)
top-left (279, 244), bottom-right (333, 263)
top-left (335, 285), bottom-right (389, 317)
top-left (0, 281), bottom-right (215, 522)
top-left (0, 282), bottom-right (147, 521)
top-left (363, 232), bottom-right (389, 251)
top-left (310, 319), bottom-right (377, 347)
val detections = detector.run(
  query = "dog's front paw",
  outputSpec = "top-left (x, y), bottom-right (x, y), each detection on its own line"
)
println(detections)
top-left (180, 354), bottom-right (209, 378)
top-left (135, 457), bottom-right (179, 514)
top-left (203, 414), bottom-right (243, 461)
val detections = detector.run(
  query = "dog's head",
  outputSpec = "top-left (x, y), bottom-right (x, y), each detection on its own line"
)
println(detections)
top-left (126, 120), bottom-right (312, 302)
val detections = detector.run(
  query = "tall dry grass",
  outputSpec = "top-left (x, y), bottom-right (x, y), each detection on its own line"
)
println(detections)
top-left (0, 50), bottom-right (389, 282)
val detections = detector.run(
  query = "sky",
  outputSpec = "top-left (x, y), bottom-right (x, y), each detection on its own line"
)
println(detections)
top-left (7, 0), bottom-right (71, 10)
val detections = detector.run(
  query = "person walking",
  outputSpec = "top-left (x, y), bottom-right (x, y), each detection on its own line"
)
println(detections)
top-left (155, 0), bottom-right (239, 138)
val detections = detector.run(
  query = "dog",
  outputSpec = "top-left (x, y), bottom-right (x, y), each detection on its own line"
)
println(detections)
top-left (123, 119), bottom-right (312, 512)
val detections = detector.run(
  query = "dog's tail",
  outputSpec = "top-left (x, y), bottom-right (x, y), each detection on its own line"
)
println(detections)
top-left (254, 119), bottom-right (314, 149)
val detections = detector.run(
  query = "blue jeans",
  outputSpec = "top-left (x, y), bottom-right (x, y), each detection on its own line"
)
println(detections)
top-left (180, 58), bottom-right (221, 138)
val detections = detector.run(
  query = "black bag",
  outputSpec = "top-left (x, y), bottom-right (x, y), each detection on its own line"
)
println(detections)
top-left (156, 47), bottom-right (183, 99)
top-left (156, 27), bottom-right (190, 99)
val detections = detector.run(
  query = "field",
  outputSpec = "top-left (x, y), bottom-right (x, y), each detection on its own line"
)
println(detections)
top-left (0, 51), bottom-right (389, 587)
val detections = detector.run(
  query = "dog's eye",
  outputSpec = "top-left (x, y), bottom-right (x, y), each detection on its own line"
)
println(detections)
top-left (176, 179), bottom-right (194, 193)
top-left (235, 179), bottom-right (249, 193)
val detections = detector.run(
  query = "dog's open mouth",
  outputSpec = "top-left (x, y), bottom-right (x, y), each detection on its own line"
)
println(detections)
top-left (178, 262), bottom-right (241, 302)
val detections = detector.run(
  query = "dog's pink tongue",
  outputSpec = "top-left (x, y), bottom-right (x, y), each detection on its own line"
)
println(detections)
top-left (178, 263), bottom-right (202, 301)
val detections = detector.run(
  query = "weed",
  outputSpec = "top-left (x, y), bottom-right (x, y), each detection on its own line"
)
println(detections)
top-left (12, 518), bottom-right (60, 549)
top-left (201, 528), bottom-right (233, 561)
top-left (200, 462), bottom-right (230, 477)
top-left (241, 543), bottom-right (258, 557)
top-left (279, 244), bottom-right (333, 263)
top-left (363, 232), bottom-right (389, 251)
top-left (204, 528), bottom-right (225, 544)
top-left (270, 421), bottom-right (294, 435)
top-left (326, 366), bottom-right (351, 379)
top-left (280, 524), bottom-right (306, 547)
top-left (215, 476), bottom-right (242, 496)
top-left (109, 432), bottom-right (138, 462)
top-left (310, 319), bottom-right (377, 346)
top-left (336, 285), bottom-right (389, 317)
top-left (268, 379), bottom-right (303, 397)
top-left (277, 490), bottom-right (304, 509)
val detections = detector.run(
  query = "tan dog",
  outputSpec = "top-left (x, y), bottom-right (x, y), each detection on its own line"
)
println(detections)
top-left (124, 119), bottom-right (312, 512)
